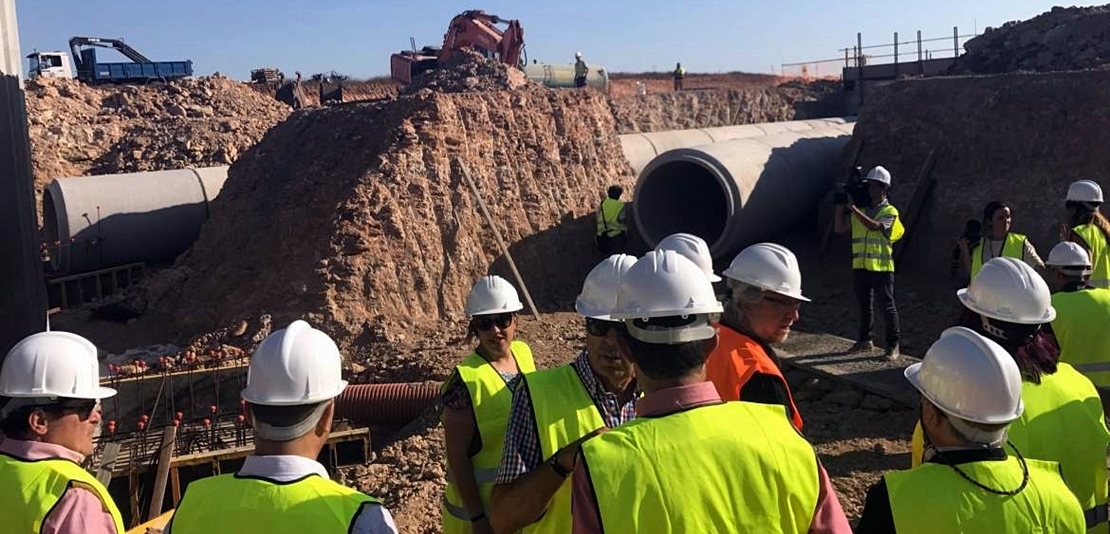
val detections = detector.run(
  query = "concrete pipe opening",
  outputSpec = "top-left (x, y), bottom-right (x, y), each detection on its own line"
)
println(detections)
top-left (634, 158), bottom-right (732, 248)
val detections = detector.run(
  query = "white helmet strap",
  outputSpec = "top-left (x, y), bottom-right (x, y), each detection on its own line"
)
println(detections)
top-left (625, 315), bottom-right (716, 344)
top-left (250, 401), bottom-right (330, 442)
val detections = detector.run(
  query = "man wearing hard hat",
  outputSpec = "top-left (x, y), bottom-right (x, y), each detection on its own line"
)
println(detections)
top-left (855, 326), bottom-right (1086, 533)
top-left (0, 331), bottom-right (124, 534)
top-left (834, 165), bottom-right (905, 360)
top-left (574, 51), bottom-right (588, 88)
top-left (488, 254), bottom-right (640, 534)
top-left (1044, 241), bottom-right (1110, 409)
top-left (166, 320), bottom-right (397, 534)
top-left (568, 250), bottom-right (851, 532)
top-left (705, 242), bottom-right (807, 431)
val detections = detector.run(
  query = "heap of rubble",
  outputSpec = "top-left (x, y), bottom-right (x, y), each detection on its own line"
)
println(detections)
top-left (951, 4), bottom-right (1110, 74)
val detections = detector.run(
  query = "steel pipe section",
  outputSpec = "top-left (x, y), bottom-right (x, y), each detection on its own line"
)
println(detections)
top-left (43, 166), bottom-right (228, 274)
top-left (620, 117), bottom-right (855, 176)
top-left (632, 123), bottom-right (855, 260)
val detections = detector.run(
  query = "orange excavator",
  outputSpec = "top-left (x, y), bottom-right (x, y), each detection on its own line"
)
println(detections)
top-left (390, 9), bottom-right (526, 84)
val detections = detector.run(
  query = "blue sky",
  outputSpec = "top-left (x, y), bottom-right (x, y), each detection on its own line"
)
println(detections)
top-left (14, 1), bottom-right (1073, 81)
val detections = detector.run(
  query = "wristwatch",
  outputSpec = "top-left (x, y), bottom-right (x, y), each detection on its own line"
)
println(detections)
top-left (548, 455), bottom-right (572, 478)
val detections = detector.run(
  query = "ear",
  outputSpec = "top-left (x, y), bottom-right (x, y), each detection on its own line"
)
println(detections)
top-left (315, 401), bottom-right (335, 437)
top-left (27, 408), bottom-right (50, 438)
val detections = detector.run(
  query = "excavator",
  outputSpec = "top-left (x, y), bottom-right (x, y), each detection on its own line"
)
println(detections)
top-left (390, 9), bottom-right (526, 84)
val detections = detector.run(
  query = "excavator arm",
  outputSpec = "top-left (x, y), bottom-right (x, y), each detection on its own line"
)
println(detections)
top-left (69, 36), bottom-right (152, 70)
top-left (438, 10), bottom-right (524, 67)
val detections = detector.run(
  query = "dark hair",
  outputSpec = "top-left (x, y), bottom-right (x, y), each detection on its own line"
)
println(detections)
top-left (982, 201), bottom-right (1010, 224)
top-left (0, 401), bottom-right (74, 439)
top-left (248, 401), bottom-right (327, 428)
top-left (620, 316), bottom-right (715, 380)
top-left (957, 308), bottom-right (1059, 384)
top-left (607, 185), bottom-right (623, 200)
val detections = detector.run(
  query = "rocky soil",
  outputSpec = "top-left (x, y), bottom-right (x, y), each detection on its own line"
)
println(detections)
top-left (951, 4), bottom-right (1110, 74)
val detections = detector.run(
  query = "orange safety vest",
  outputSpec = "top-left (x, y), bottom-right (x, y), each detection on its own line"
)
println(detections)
top-left (705, 325), bottom-right (804, 431)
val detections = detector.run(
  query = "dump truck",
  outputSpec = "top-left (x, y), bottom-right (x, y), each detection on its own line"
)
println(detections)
top-left (27, 36), bottom-right (193, 85)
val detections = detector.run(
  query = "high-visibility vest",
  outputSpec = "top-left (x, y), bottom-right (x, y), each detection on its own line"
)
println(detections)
top-left (574, 60), bottom-right (588, 77)
top-left (167, 472), bottom-right (380, 533)
top-left (1053, 287), bottom-right (1110, 388)
top-left (580, 401), bottom-right (819, 533)
top-left (850, 203), bottom-right (904, 272)
top-left (519, 364), bottom-right (608, 534)
top-left (910, 363), bottom-right (1110, 532)
top-left (970, 232), bottom-right (1028, 279)
top-left (1074, 224), bottom-right (1110, 288)
top-left (0, 451), bottom-right (126, 534)
top-left (886, 455), bottom-right (1086, 534)
top-left (674, 67), bottom-right (685, 78)
top-left (442, 340), bottom-right (536, 532)
top-left (704, 325), bottom-right (804, 431)
top-left (595, 198), bottom-right (626, 237)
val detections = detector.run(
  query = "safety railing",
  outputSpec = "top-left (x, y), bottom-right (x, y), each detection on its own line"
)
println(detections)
top-left (780, 27), bottom-right (978, 80)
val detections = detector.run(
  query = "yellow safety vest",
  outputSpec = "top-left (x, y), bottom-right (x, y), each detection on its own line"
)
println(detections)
top-left (1053, 288), bottom-right (1110, 388)
top-left (442, 340), bottom-right (536, 532)
top-left (581, 401), bottom-right (819, 533)
top-left (0, 452), bottom-right (126, 534)
top-left (674, 67), bottom-right (685, 78)
top-left (519, 364), bottom-right (607, 534)
top-left (1075, 224), bottom-right (1110, 288)
top-left (850, 203), bottom-right (904, 272)
top-left (887, 455), bottom-right (1086, 534)
top-left (595, 198), bottom-right (626, 237)
top-left (167, 472), bottom-right (380, 533)
top-left (911, 363), bottom-right (1110, 532)
top-left (970, 232), bottom-right (1028, 279)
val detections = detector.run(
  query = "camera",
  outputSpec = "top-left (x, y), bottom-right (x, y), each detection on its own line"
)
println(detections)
top-left (961, 219), bottom-right (982, 248)
top-left (834, 166), bottom-right (872, 209)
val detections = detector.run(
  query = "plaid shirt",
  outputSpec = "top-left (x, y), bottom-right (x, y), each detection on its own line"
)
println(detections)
top-left (494, 350), bottom-right (639, 484)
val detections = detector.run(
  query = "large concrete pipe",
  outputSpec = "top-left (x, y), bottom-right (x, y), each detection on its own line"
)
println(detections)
top-left (632, 123), bottom-right (855, 260)
top-left (620, 117), bottom-right (855, 176)
top-left (43, 166), bottom-right (228, 274)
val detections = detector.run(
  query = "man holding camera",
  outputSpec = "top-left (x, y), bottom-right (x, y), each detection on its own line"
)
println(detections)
top-left (834, 165), bottom-right (905, 361)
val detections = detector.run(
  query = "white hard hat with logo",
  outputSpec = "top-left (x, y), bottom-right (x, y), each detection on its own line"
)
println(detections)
top-left (721, 242), bottom-right (810, 302)
top-left (957, 257), bottom-right (1056, 324)
top-left (655, 233), bottom-right (721, 282)
top-left (240, 320), bottom-right (347, 407)
top-left (905, 326), bottom-right (1023, 426)
top-left (1066, 180), bottom-right (1104, 204)
top-left (576, 254), bottom-right (638, 320)
top-left (610, 249), bottom-right (723, 344)
top-left (465, 275), bottom-right (524, 317)
top-left (1046, 241), bottom-right (1092, 272)
top-left (863, 166), bottom-right (892, 187)
top-left (0, 331), bottom-right (116, 400)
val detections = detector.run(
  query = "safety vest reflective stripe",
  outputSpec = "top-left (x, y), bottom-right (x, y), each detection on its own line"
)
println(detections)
top-left (970, 233), bottom-right (1027, 279)
top-left (1074, 224), bottom-right (1110, 289)
top-left (442, 341), bottom-right (536, 533)
top-left (1073, 362), bottom-right (1110, 373)
top-left (851, 252), bottom-right (894, 261)
top-left (1087, 505), bottom-right (1109, 529)
top-left (850, 204), bottom-right (902, 272)
top-left (444, 466), bottom-right (500, 484)
top-left (0, 452), bottom-right (126, 534)
top-left (886, 456), bottom-right (1087, 534)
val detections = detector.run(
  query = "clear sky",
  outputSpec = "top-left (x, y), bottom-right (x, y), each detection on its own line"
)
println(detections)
top-left (13, 0), bottom-right (1076, 81)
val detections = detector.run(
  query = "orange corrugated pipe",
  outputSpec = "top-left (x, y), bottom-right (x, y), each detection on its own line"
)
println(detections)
top-left (334, 382), bottom-right (442, 425)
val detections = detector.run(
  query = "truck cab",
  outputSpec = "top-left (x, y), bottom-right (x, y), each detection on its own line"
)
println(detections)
top-left (27, 51), bottom-right (74, 79)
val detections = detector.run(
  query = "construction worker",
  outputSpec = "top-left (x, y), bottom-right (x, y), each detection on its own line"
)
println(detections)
top-left (958, 200), bottom-right (1044, 279)
top-left (0, 331), bottom-right (124, 534)
top-left (654, 232), bottom-right (722, 284)
top-left (705, 242), bottom-right (807, 431)
top-left (1044, 241), bottom-right (1110, 410)
top-left (673, 62), bottom-right (685, 91)
top-left (595, 185), bottom-right (628, 255)
top-left (569, 250), bottom-right (852, 533)
top-left (442, 275), bottom-right (536, 534)
top-left (166, 320), bottom-right (397, 534)
top-left (1064, 179), bottom-right (1110, 288)
top-left (855, 326), bottom-right (1087, 533)
top-left (573, 52), bottom-right (588, 88)
top-left (488, 254), bottom-right (640, 534)
top-left (834, 165), bottom-right (905, 360)
top-left (909, 257), bottom-right (1110, 533)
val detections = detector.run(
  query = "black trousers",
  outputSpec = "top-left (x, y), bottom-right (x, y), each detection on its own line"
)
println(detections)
top-left (853, 269), bottom-right (900, 347)
top-left (597, 232), bottom-right (628, 255)
top-left (575, 76), bottom-right (587, 88)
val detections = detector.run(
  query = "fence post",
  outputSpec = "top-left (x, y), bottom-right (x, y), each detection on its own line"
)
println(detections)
top-left (856, 32), bottom-right (864, 106)
top-left (893, 31), bottom-right (899, 76)
top-left (917, 30), bottom-right (923, 74)
top-left (953, 26), bottom-right (959, 57)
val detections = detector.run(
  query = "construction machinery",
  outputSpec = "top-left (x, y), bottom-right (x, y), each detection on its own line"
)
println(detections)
top-left (390, 9), bottom-right (526, 84)
top-left (27, 36), bottom-right (193, 85)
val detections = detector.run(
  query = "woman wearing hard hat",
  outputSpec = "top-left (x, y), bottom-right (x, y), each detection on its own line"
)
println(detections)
top-left (441, 275), bottom-right (536, 534)
top-left (1063, 179), bottom-right (1110, 289)
top-left (909, 257), bottom-right (1110, 533)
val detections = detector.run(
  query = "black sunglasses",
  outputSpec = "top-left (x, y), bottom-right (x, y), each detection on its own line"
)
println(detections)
top-left (585, 318), bottom-right (625, 337)
top-left (44, 399), bottom-right (99, 420)
top-left (473, 313), bottom-right (514, 331)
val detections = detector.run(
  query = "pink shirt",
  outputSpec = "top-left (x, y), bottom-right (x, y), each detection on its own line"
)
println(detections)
top-left (0, 438), bottom-right (120, 534)
top-left (570, 382), bottom-right (852, 534)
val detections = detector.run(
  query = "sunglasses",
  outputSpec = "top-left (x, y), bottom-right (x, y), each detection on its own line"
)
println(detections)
top-left (45, 399), bottom-right (99, 420)
top-left (585, 318), bottom-right (625, 337)
top-left (473, 313), bottom-right (514, 331)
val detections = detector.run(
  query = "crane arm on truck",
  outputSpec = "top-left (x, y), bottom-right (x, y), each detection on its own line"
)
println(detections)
top-left (68, 36), bottom-right (152, 70)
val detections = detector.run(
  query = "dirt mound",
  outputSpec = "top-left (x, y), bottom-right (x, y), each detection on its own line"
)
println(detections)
top-left (402, 48), bottom-right (530, 94)
top-left (951, 4), bottom-right (1110, 74)
top-left (136, 75), bottom-right (633, 351)
top-left (608, 87), bottom-right (799, 133)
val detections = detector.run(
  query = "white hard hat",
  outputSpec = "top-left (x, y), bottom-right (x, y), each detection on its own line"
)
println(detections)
top-left (721, 242), bottom-right (809, 302)
top-left (610, 249), bottom-right (723, 344)
top-left (576, 254), bottom-right (639, 320)
top-left (0, 331), bottom-right (116, 400)
top-left (1045, 241), bottom-right (1092, 270)
top-left (957, 257), bottom-right (1056, 324)
top-left (863, 166), bottom-right (892, 187)
top-left (575, 51), bottom-right (582, 58)
top-left (464, 275), bottom-right (524, 316)
top-left (905, 326), bottom-right (1023, 425)
top-left (240, 320), bottom-right (347, 406)
top-left (1066, 180), bottom-right (1104, 204)
top-left (655, 233), bottom-right (721, 282)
